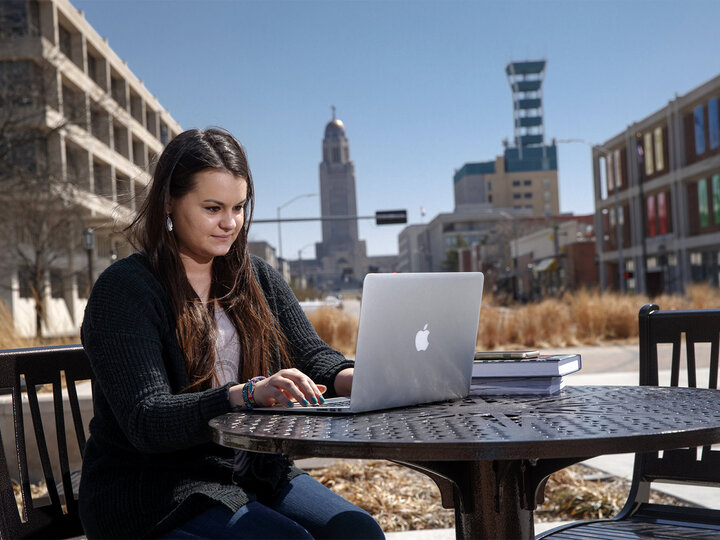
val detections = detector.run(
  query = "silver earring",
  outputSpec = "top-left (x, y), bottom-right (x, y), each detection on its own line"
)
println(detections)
top-left (166, 214), bottom-right (173, 232)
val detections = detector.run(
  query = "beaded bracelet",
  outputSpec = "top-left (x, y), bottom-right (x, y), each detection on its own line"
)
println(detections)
top-left (240, 376), bottom-right (267, 410)
top-left (247, 376), bottom-right (266, 408)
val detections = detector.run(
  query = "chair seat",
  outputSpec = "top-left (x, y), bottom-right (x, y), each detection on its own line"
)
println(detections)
top-left (539, 517), bottom-right (720, 539)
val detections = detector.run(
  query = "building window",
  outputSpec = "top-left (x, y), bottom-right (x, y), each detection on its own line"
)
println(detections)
top-left (513, 193), bottom-right (521, 199)
top-left (713, 174), bottom-right (720, 225)
top-left (487, 181), bottom-right (492, 191)
top-left (524, 193), bottom-right (532, 199)
top-left (488, 194), bottom-right (493, 203)
top-left (644, 132), bottom-right (654, 176)
top-left (160, 122), bottom-right (168, 145)
top-left (87, 54), bottom-right (98, 83)
top-left (18, 266), bottom-right (33, 298)
top-left (657, 192), bottom-right (668, 235)
top-left (710, 98), bottom-right (719, 151)
top-left (654, 127), bottom-right (664, 172)
top-left (59, 25), bottom-right (72, 59)
top-left (695, 105), bottom-right (706, 155)
top-left (332, 147), bottom-right (340, 162)
top-left (512, 180), bottom-right (520, 187)
top-left (543, 178), bottom-right (550, 189)
top-left (606, 152), bottom-right (615, 191)
top-left (614, 149), bottom-right (622, 187)
top-left (647, 196), bottom-right (656, 237)
top-left (523, 179), bottom-right (532, 186)
top-left (544, 203), bottom-right (551, 214)
top-left (699, 178), bottom-right (709, 227)
top-left (0, 1), bottom-right (29, 38)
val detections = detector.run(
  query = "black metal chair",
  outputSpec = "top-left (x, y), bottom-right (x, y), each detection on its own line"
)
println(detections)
top-left (537, 303), bottom-right (720, 539)
top-left (0, 345), bottom-right (93, 539)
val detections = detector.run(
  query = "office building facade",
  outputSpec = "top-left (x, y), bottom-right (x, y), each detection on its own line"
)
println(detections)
top-left (594, 72), bottom-right (720, 295)
top-left (0, 0), bottom-right (181, 336)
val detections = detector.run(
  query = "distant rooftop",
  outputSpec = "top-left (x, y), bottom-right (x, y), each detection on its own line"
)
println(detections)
top-left (453, 160), bottom-right (495, 184)
top-left (454, 143), bottom-right (557, 183)
top-left (505, 60), bottom-right (546, 76)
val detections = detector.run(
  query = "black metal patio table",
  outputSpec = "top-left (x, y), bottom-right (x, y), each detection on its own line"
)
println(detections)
top-left (210, 385), bottom-right (720, 540)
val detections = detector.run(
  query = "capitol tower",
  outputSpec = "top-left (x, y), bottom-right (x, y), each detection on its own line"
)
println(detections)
top-left (314, 108), bottom-right (368, 288)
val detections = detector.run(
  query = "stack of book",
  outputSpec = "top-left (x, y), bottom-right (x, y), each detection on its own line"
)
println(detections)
top-left (471, 350), bottom-right (581, 396)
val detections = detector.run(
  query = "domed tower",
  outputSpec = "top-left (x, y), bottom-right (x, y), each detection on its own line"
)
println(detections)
top-left (315, 108), bottom-right (366, 287)
top-left (317, 108), bottom-right (359, 256)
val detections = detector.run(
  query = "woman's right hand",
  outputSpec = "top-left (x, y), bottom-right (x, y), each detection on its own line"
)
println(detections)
top-left (235, 369), bottom-right (326, 408)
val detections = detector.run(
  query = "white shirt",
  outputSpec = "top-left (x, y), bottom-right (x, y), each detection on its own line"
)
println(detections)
top-left (214, 308), bottom-right (242, 387)
top-left (213, 308), bottom-right (250, 474)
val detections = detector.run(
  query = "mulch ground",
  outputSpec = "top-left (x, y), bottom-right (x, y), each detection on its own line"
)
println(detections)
top-left (307, 459), bottom-right (688, 533)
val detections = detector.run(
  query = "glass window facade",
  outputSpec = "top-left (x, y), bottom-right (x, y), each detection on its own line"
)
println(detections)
top-left (654, 127), bottom-right (664, 172)
top-left (709, 98), bottom-right (719, 150)
top-left (699, 178), bottom-right (709, 227)
top-left (695, 105), bottom-right (706, 155)
top-left (713, 174), bottom-right (720, 225)
top-left (644, 132), bottom-right (654, 176)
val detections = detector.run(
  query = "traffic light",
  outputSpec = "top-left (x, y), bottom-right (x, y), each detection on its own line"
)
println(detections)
top-left (624, 271), bottom-right (634, 279)
top-left (375, 210), bottom-right (407, 225)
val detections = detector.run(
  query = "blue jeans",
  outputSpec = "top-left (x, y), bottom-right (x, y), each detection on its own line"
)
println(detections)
top-left (164, 473), bottom-right (385, 539)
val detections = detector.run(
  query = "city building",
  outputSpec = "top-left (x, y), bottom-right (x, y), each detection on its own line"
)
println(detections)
top-left (313, 109), bottom-right (369, 288)
top-left (454, 60), bottom-right (559, 216)
top-left (511, 215), bottom-right (596, 299)
top-left (593, 71), bottom-right (720, 295)
top-left (398, 60), bottom-right (566, 292)
top-left (453, 147), bottom-right (559, 215)
top-left (0, 0), bottom-right (181, 336)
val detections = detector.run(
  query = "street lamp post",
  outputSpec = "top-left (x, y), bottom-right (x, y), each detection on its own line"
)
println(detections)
top-left (277, 193), bottom-right (317, 263)
top-left (297, 242), bottom-right (315, 289)
top-left (82, 227), bottom-right (95, 291)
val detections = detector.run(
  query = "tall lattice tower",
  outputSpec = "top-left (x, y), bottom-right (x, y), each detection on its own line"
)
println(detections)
top-left (506, 60), bottom-right (546, 159)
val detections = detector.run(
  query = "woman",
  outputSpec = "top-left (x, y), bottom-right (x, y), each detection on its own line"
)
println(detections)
top-left (79, 128), bottom-right (384, 539)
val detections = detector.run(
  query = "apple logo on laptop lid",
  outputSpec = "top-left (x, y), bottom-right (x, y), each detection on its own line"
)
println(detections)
top-left (415, 324), bottom-right (430, 351)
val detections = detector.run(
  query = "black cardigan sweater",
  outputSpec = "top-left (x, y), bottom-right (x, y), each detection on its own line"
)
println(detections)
top-left (79, 254), bottom-right (353, 538)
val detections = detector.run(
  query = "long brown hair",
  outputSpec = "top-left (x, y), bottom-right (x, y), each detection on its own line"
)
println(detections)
top-left (127, 128), bottom-right (291, 391)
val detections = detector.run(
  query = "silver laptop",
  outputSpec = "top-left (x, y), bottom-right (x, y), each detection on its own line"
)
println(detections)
top-left (255, 271), bottom-right (484, 414)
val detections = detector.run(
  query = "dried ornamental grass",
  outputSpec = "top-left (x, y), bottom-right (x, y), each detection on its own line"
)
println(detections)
top-left (309, 460), bottom-right (454, 532)
top-left (308, 460), bottom-right (689, 532)
top-left (306, 307), bottom-right (358, 356)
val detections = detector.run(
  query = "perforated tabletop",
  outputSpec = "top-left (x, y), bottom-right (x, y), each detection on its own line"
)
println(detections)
top-left (211, 385), bottom-right (720, 461)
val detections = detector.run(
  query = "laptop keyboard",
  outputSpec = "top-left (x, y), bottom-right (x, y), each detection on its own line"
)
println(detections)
top-left (318, 397), bottom-right (351, 408)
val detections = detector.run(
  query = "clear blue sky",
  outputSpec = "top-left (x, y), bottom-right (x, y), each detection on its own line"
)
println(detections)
top-left (72, 0), bottom-right (720, 260)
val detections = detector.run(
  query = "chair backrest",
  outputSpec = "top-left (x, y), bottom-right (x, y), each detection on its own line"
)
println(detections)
top-left (637, 303), bottom-right (720, 488)
top-left (0, 345), bottom-right (93, 539)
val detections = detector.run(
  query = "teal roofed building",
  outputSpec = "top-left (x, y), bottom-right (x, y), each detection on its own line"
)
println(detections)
top-left (453, 59), bottom-right (559, 217)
